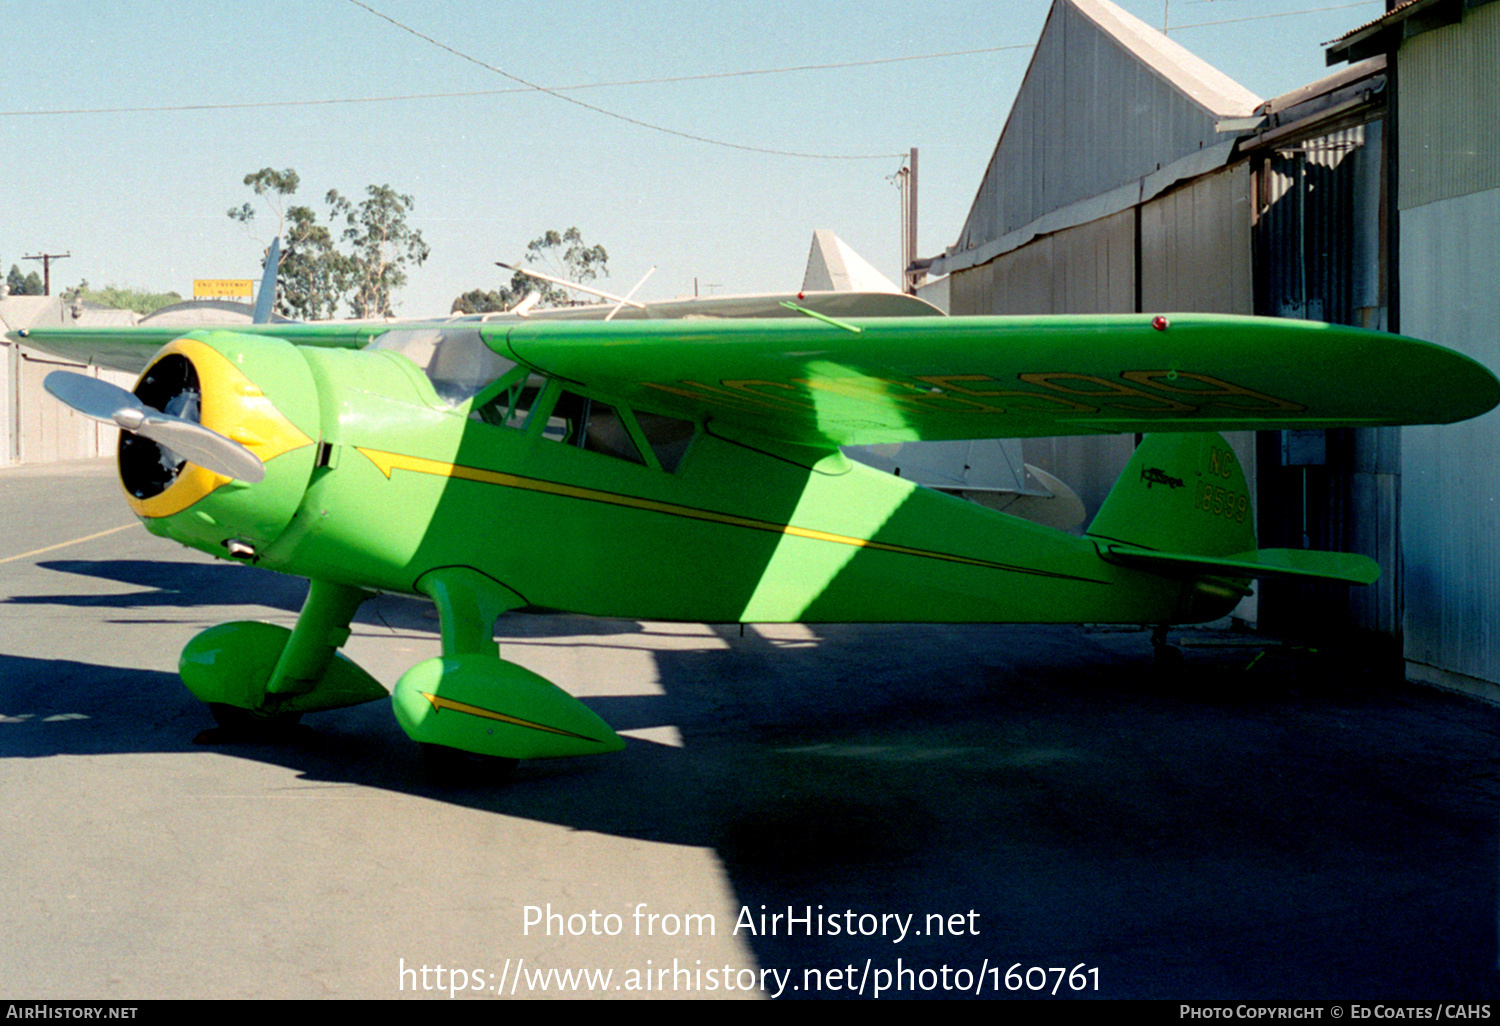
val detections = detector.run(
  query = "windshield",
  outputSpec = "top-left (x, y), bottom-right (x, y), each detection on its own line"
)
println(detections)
top-left (370, 327), bottom-right (517, 405)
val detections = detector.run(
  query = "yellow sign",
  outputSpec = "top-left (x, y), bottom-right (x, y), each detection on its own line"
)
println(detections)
top-left (193, 279), bottom-right (254, 299)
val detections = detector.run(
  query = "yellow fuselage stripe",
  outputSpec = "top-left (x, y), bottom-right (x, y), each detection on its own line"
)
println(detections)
top-left (356, 447), bottom-right (1103, 583)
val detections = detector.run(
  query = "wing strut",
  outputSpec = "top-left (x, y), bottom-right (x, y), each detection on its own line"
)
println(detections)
top-left (606, 266), bottom-right (656, 321)
top-left (779, 300), bottom-right (863, 333)
top-left (496, 262), bottom-right (647, 310)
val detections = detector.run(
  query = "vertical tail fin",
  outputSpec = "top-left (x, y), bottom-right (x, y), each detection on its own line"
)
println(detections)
top-left (1087, 432), bottom-right (1254, 557)
top-left (251, 236), bottom-right (281, 325)
top-left (1087, 432), bottom-right (1377, 586)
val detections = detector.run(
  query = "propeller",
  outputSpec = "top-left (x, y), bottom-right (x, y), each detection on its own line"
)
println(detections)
top-left (44, 370), bottom-right (265, 483)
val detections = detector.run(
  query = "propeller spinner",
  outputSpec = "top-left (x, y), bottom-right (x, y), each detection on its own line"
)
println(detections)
top-left (44, 370), bottom-right (265, 483)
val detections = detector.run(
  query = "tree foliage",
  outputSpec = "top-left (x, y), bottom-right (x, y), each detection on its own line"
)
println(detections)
top-left (6, 265), bottom-right (44, 296)
top-left (279, 205), bottom-right (344, 322)
top-left (451, 227), bottom-right (608, 314)
top-left (328, 185), bottom-right (430, 319)
top-left (229, 168), bottom-right (428, 320)
top-left (77, 284), bottom-right (183, 316)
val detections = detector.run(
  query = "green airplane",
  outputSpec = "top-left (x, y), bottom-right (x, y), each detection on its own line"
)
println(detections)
top-left (14, 282), bottom-right (1499, 773)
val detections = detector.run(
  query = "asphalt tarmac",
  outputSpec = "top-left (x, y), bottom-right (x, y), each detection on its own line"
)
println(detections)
top-left (2, 459), bottom-right (1499, 1000)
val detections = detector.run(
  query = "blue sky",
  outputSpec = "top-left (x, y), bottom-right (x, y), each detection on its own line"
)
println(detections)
top-left (0, 0), bottom-right (1384, 315)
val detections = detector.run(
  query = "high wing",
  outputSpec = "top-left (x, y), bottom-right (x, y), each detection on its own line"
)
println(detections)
top-left (486, 313), bottom-right (1500, 447)
top-left (8, 291), bottom-right (941, 375)
top-left (8, 322), bottom-right (385, 374)
top-left (14, 305), bottom-right (1497, 446)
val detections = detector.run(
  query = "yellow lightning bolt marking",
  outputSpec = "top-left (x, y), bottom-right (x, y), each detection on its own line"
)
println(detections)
top-left (419, 692), bottom-right (603, 742)
top-left (356, 446), bottom-right (1097, 579)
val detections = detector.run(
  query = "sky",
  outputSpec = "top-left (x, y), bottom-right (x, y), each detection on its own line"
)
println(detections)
top-left (0, 0), bottom-right (1386, 316)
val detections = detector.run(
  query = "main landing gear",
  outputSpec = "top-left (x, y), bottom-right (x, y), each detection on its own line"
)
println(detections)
top-left (391, 567), bottom-right (624, 772)
top-left (178, 569), bottom-right (624, 779)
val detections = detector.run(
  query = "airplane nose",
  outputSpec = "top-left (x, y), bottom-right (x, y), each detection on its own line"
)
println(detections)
top-left (43, 364), bottom-right (265, 486)
top-left (109, 333), bottom-right (322, 558)
top-left (119, 347), bottom-right (240, 500)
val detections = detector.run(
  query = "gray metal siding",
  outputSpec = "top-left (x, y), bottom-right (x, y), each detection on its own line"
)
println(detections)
top-left (956, 0), bottom-right (1254, 256)
top-left (1248, 121), bottom-right (1398, 635)
top-left (1400, 189), bottom-right (1500, 683)
top-left (1255, 126), bottom-right (1382, 326)
top-left (1399, 2), bottom-right (1500, 211)
top-left (1395, 2), bottom-right (1500, 686)
top-left (949, 208), bottom-right (1136, 316)
top-left (946, 180), bottom-right (1258, 532)
top-left (1140, 163), bottom-right (1254, 314)
top-left (1, 337), bottom-right (134, 467)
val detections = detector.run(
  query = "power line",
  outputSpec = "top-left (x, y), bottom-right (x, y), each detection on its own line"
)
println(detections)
top-left (344, 0), bottom-right (914, 160)
top-left (0, 43), bottom-right (1029, 120)
top-left (1170, 0), bottom-right (1382, 32)
top-left (0, 42), bottom-right (1026, 119)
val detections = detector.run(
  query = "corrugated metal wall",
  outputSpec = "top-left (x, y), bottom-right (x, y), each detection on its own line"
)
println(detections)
top-left (949, 208), bottom-right (1136, 316)
top-left (8, 344), bottom-right (128, 464)
top-left (1141, 163), bottom-right (1254, 313)
top-left (941, 1), bottom-right (1264, 542)
top-left (1391, 1), bottom-right (1500, 693)
top-left (947, 210), bottom-right (1136, 516)
top-left (1, 298), bottom-right (134, 466)
top-left (1400, 194), bottom-right (1500, 687)
top-left (1249, 122), bottom-right (1400, 635)
top-left (948, 167), bottom-right (1258, 535)
top-left (1398, 2), bottom-right (1500, 210)
top-left (1255, 126), bottom-right (1382, 325)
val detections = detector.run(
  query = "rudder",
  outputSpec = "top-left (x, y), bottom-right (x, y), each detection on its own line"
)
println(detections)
top-left (1086, 432), bottom-right (1378, 590)
top-left (1086, 432), bottom-right (1254, 557)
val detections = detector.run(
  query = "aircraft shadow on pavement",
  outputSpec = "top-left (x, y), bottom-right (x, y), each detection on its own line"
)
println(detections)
top-left (5, 557), bottom-right (1500, 998)
top-left (15, 558), bottom-right (307, 611)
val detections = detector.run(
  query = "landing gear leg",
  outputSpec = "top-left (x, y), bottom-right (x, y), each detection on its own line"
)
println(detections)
top-left (390, 567), bottom-right (624, 776)
top-left (1151, 623), bottom-right (1184, 673)
top-left (182, 579), bottom-right (386, 741)
top-left (263, 579), bottom-right (373, 700)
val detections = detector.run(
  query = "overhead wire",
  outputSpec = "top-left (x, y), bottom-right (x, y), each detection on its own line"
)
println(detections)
top-left (1169, 0), bottom-right (1382, 32)
top-left (1, 0), bottom-right (1388, 150)
top-left (0, 40), bottom-right (1028, 150)
top-left (343, 0), bottom-right (917, 160)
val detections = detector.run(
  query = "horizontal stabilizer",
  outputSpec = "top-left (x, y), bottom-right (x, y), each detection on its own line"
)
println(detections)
top-left (1099, 543), bottom-right (1380, 586)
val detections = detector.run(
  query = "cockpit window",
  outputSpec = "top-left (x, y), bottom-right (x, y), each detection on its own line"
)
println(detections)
top-left (583, 401), bottom-right (648, 465)
top-left (371, 327), bottom-right (516, 405)
top-left (472, 370), bottom-right (543, 427)
top-left (634, 411), bottom-right (696, 472)
top-left (541, 391), bottom-right (646, 465)
top-left (471, 373), bottom-right (697, 473)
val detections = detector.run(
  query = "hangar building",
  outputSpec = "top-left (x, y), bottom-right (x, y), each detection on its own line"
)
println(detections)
top-left (921, 0), bottom-right (1499, 698)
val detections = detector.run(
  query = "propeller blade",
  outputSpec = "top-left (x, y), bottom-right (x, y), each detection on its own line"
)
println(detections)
top-left (134, 414), bottom-right (265, 483)
top-left (44, 370), bottom-right (265, 483)
top-left (43, 370), bottom-right (148, 425)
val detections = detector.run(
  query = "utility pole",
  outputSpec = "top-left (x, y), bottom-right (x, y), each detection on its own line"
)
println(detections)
top-left (24, 251), bottom-right (71, 296)
top-left (897, 148), bottom-right (919, 294)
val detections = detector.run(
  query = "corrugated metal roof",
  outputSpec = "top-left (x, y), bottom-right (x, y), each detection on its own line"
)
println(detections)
top-left (932, 0), bottom-right (1259, 271)
top-left (1327, 0), bottom-right (1426, 45)
top-left (0, 296), bottom-right (61, 333)
top-left (1075, 0), bottom-right (1259, 117)
top-left (73, 306), bottom-right (138, 328)
top-left (1325, 0), bottom-right (1499, 62)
